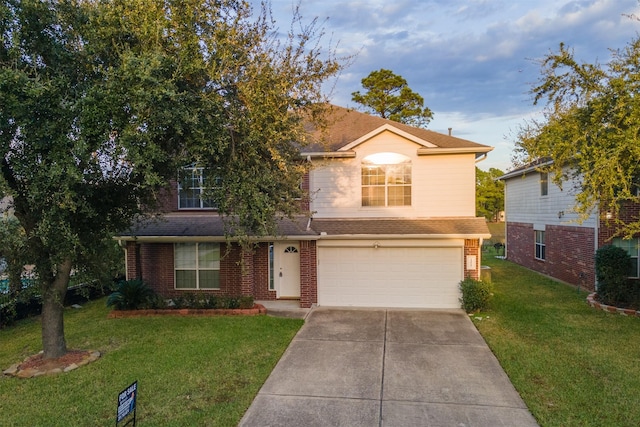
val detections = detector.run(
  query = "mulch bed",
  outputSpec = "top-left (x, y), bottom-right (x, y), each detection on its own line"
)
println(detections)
top-left (3, 349), bottom-right (101, 379)
top-left (107, 303), bottom-right (267, 318)
top-left (587, 293), bottom-right (640, 317)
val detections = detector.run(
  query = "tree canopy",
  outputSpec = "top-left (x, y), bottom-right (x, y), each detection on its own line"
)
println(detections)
top-left (0, 0), bottom-right (342, 358)
top-left (514, 35), bottom-right (640, 236)
top-left (476, 167), bottom-right (504, 222)
top-left (351, 68), bottom-right (433, 128)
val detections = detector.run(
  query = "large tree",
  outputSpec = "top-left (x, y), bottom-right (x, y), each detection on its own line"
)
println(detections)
top-left (0, 0), bottom-right (341, 359)
top-left (476, 167), bottom-right (504, 222)
top-left (514, 36), bottom-right (640, 236)
top-left (351, 68), bottom-right (433, 128)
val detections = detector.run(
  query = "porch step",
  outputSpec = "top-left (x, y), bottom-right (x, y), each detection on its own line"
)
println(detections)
top-left (255, 300), bottom-right (311, 319)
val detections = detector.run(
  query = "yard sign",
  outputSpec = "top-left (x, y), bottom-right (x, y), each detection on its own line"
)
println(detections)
top-left (116, 381), bottom-right (137, 426)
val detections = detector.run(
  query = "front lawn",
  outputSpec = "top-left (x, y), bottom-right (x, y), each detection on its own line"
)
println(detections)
top-left (478, 255), bottom-right (640, 427)
top-left (0, 299), bottom-right (303, 426)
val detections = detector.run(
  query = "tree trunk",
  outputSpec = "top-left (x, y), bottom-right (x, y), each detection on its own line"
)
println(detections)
top-left (8, 264), bottom-right (23, 297)
top-left (41, 259), bottom-right (73, 359)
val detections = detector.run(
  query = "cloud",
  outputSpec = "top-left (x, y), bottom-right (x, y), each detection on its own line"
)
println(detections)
top-left (253, 0), bottom-right (640, 170)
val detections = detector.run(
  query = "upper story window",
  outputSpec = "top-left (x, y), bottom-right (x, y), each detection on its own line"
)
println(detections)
top-left (178, 167), bottom-right (217, 209)
top-left (540, 172), bottom-right (548, 196)
top-left (361, 153), bottom-right (411, 207)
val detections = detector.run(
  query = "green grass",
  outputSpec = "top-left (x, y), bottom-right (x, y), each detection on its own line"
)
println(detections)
top-left (0, 299), bottom-right (303, 426)
top-left (478, 254), bottom-right (640, 427)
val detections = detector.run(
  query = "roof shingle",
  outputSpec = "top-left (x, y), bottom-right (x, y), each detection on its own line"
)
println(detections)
top-left (119, 214), bottom-right (490, 239)
top-left (304, 105), bottom-right (492, 152)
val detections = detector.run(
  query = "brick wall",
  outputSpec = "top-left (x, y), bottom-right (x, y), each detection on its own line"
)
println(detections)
top-left (127, 241), bottom-right (293, 302)
top-left (598, 201), bottom-right (640, 246)
top-left (300, 172), bottom-right (311, 212)
top-left (252, 243), bottom-right (276, 301)
top-left (155, 180), bottom-right (179, 212)
top-left (129, 241), bottom-right (268, 299)
top-left (464, 239), bottom-right (480, 280)
top-left (506, 222), bottom-right (596, 290)
top-left (125, 241), bottom-right (138, 279)
top-left (140, 243), bottom-right (174, 294)
top-left (300, 240), bottom-right (318, 308)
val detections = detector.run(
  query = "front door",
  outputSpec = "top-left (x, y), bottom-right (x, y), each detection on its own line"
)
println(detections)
top-left (275, 242), bottom-right (301, 298)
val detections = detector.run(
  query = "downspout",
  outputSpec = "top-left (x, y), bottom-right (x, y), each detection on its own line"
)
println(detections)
top-left (503, 181), bottom-right (508, 259)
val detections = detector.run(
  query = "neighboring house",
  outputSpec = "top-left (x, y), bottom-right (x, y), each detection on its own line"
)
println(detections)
top-left (116, 105), bottom-right (493, 308)
top-left (500, 161), bottom-right (640, 291)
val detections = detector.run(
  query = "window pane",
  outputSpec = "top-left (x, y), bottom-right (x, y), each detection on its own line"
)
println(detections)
top-left (202, 197), bottom-right (217, 208)
top-left (387, 186), bottom-right (411, 206)
top-left (198, 243), bottom-right (220, 269)
top-left (362, 159), bottom-right (411, 207)
top-left (269, 243), bottom-right (275, 290)
top-left (540, 172), bottom-right (548, 196)
top-left (362, 166), bottom-right (385, 185)
top-left (175, 270), bottom-right (196, 289)
top-left (178, 167), bottom-right (219, 209)
top-left (387, 164), bottom-right (411, 185)
top-left (362, 186), bottom-right (385, 206)
top-left (175, 243), bottom-right (196, 268)
top-left (612, 237), bottom-right (635, 256)
top-left (179, 188), bottom-right (200, 208)
top-left (613, 238), bottom-right (639, 277)
top-left (199, 270), bottom-right (220, 289)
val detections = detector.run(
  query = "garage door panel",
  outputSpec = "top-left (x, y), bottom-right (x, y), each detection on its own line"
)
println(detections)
top-left (318, 247), bottom-right (463, 308)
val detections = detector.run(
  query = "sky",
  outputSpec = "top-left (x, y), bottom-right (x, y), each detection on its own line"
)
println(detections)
top-left (250, 0), bottom-right (640, 171)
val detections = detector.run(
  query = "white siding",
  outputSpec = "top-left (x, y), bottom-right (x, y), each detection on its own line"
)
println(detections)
top-left (504, 171), bottom-right (597, 228)
top-left (309, 130), bottom-right (476, 218)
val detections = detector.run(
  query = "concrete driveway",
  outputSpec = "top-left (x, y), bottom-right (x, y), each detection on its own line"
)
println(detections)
top-left (239, 308), bottom-right (538, 427)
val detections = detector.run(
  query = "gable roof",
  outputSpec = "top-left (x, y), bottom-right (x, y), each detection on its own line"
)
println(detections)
top-left (303, 105), bottom-right (493, 158)
top-left (499, 157), bottom-right (553, 181)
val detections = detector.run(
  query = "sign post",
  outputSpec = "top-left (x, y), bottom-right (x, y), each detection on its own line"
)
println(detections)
top-left (116, 381), bottom-right (137, 426)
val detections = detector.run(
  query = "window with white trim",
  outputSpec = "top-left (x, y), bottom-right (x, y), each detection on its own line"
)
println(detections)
top-left (540, 172), bottom-right (548, 196)
top-left (361, 153), bottom-right (411, 207)
top-left (612, 237), bottom-right (639, 278)
top-left (178, 167), bottom-right (217, 209)
top-left (535, 230), bottom-right (545, 260)
top-left (174, 243), bottom-right (220, 289)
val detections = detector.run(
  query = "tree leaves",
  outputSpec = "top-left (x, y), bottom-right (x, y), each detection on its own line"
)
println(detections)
top-left (476, 167), bottom-right (504, 222)
top-left (514, 33), bottom-right (640, 236)
top-left (0, 0), bottom-right (343, 356)
top-left (351, 68), bottom-right (433, 128)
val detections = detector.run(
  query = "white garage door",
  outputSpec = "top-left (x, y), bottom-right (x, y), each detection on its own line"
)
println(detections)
top-left (317, 246), bottom-right (463, 308)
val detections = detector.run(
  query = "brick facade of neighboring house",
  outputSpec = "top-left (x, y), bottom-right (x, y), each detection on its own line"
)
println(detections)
top-left (501, 163), bottom-right (640, 291)
top-left (117, 105), bottom-right (492, 308)
top-left (506, 222), bottom-right (596, 290)
top-left (598, 202), bottom-right (640, 247)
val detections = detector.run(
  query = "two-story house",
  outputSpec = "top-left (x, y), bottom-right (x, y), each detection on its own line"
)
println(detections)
top-left (116, 105), bottom-right (493, 308)
top-left (500, 161), bottom-right (640, 291)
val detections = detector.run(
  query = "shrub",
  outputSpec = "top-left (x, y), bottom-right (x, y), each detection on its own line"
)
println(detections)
top-left (595, 245), bottom-right (636, 307)
top-left (106, 279), bottom-right (157, 310)
top-left (459, 277), bottom-right (493, 313)
top-left (169, 295), bottom-right (254, 310)
top-left (239, 296), bottom-right (254, 309)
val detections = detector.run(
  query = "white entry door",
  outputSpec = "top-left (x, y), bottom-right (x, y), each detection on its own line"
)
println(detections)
top-left (275, 242), bottom-right (301, 298)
